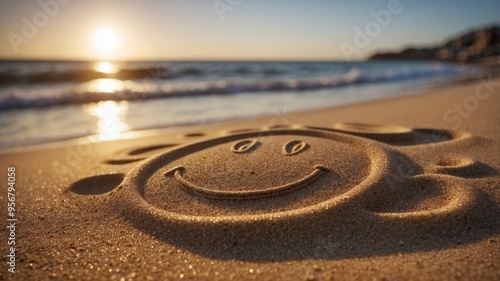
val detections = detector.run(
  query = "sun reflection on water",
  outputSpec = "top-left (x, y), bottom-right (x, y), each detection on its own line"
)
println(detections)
top-left (87, 78), bottom-right (124, 93)
top-left (83, 100), bottom-right (129, 140)
top-left (94, 61), bottom-right (119, 74)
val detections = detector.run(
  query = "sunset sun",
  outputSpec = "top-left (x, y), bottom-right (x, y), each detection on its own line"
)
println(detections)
top-left (92, 27), bottom-right (120, 55)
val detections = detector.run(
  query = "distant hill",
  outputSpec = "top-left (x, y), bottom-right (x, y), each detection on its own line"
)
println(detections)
top-left (368, 25), bottom-right (500, 63)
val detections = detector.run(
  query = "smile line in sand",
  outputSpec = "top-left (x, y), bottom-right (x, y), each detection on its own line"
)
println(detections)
top-left (165, 165), bottom-right (331, 200)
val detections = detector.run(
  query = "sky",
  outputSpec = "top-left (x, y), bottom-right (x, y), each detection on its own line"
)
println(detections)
top-left (0, 0), bottom-right (499, 61)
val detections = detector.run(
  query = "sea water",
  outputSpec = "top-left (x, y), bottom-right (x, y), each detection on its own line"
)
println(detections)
top-left (0, 60), bottom-right (479, 150)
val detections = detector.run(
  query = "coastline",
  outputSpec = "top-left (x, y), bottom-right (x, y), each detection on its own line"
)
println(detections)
top-left (0, 60), bottom-right (482, 153)
top-left (1, 63), bottom-right (493, 154)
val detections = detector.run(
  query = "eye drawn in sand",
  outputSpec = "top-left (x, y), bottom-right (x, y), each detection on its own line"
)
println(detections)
top-left (230, 139), bottom-right (260, 153)
top-left (282, 140), bottom-right (309, 155)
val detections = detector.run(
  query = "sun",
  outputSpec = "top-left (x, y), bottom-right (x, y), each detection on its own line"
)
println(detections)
top-left (92, 27), bottom-right (120, 54)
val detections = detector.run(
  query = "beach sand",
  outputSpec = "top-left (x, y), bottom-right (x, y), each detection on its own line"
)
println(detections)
top-left (1, 78), bottom-right (499, 280)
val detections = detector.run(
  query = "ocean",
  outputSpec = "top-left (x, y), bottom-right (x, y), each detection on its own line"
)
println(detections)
top-left (0, 60), bottom-right (479, 150)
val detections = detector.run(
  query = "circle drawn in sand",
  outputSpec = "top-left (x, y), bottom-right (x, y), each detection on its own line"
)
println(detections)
top-left (266, 124), bottom-right (290, 129)
top-left (367, 175), bottom-right (464, 213)
top-left (128, 144), bottom-right (179, 156)
top-left (333, 122), bottom-right (411, 133)
top-left (331, 122), bottom-right (415, 143)
top-left (306, 123), bottom-right (466, 145)
top-left (105, 158), bottom-right (146, 165)
top-left (104, 144), bottom-right (180, 165)
top-left (119, 129), bottom-right (394, 221)
top-left (428, 157), bottom-right (494, 178)
top-left (69, 173), bottom-right (123, 195)
top-left (183, 132), bottom-right (206, 138)
top-left (436, 157), bottom-right (474, 167)
top-left (224, 128), bottom-right (260, 135)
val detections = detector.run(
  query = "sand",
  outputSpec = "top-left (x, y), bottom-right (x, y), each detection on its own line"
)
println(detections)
top-left (1, 78), bottom-right (499, 280)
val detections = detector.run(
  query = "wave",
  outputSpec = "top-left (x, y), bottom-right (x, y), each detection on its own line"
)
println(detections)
top-left (0, 64), bottom-right (476, 110)
top-left (0, 66), bottom-right (171, 85)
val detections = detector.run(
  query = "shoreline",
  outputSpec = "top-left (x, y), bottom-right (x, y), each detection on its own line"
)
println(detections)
top-left (2, 66), bottom-right (494, 154)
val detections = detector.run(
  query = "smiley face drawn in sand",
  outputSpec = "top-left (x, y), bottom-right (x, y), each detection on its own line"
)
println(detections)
top-left (118, 129), bottom-right (394, 219)
top-left (110, 124), bottom-right (491, 224)
top-left (69, 124), bottom-right (498, 260)
top-left (71, 124), bottom-right (489, 223)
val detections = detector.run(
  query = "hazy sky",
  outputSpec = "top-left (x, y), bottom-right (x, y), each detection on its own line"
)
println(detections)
top-left (1, 0), bottom-right (498, 61)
